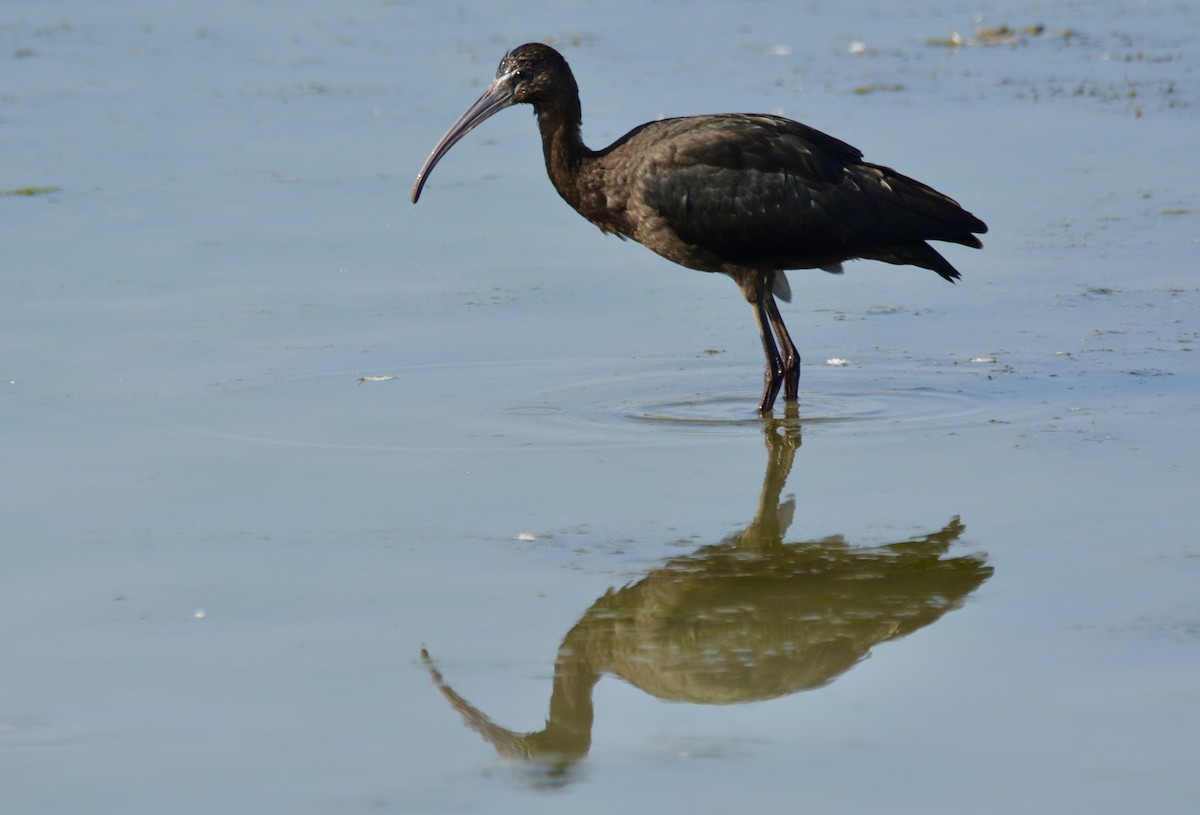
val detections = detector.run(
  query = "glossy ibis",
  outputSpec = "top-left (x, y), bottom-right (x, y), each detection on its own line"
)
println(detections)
top-left (412, 44), bottom-right (986, 412)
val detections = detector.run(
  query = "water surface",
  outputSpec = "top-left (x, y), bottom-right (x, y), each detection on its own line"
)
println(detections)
top-left (3, 1), bottom-right (1198, 813)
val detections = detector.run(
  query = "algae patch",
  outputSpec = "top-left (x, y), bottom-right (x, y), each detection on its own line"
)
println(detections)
top-left (3, 186), bottom-right (62, 197)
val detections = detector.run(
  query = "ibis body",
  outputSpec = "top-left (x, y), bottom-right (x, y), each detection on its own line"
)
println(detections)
top-left (412, 44), bottom-right (986, 412)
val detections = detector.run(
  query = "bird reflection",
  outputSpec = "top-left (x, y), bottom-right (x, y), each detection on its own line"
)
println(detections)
top-left (421, 413), bottom-right (991, 786)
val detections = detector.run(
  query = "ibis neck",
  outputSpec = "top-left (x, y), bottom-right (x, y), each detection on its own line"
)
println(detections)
top-left (535, 99), bottom-right (592, 210)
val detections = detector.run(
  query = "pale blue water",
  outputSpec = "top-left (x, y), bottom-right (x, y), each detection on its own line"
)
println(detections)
top-left (3, 1), bottom-right (1198, 813)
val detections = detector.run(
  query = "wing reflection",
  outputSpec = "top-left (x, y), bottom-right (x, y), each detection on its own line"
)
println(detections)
top-left (422, 412), bottom-right (992, 785)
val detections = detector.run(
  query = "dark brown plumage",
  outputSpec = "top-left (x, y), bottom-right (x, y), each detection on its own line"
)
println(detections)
top-left (412, 43), bottom-right (986, 413)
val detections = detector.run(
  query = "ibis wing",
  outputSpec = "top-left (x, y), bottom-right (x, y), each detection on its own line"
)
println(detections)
top-left (639, 115), bottom-right (982, 271)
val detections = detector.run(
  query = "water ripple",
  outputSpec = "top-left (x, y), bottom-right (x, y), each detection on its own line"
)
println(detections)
top-left (163, 357), bottom-right (1014, 452)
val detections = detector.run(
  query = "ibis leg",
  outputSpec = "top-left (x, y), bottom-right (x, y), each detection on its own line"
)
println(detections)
top-left (752, 300), bottom-right (785, 413)
top-left (765, 297), bottom-right (801, 401)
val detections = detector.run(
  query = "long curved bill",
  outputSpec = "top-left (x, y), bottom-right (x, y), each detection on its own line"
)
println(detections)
top-left (411, 72), bottom-right (517, 204)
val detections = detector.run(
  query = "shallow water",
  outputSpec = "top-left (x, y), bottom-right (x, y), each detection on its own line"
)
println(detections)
top-left (3, 1), bottom-right (1198, 813)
